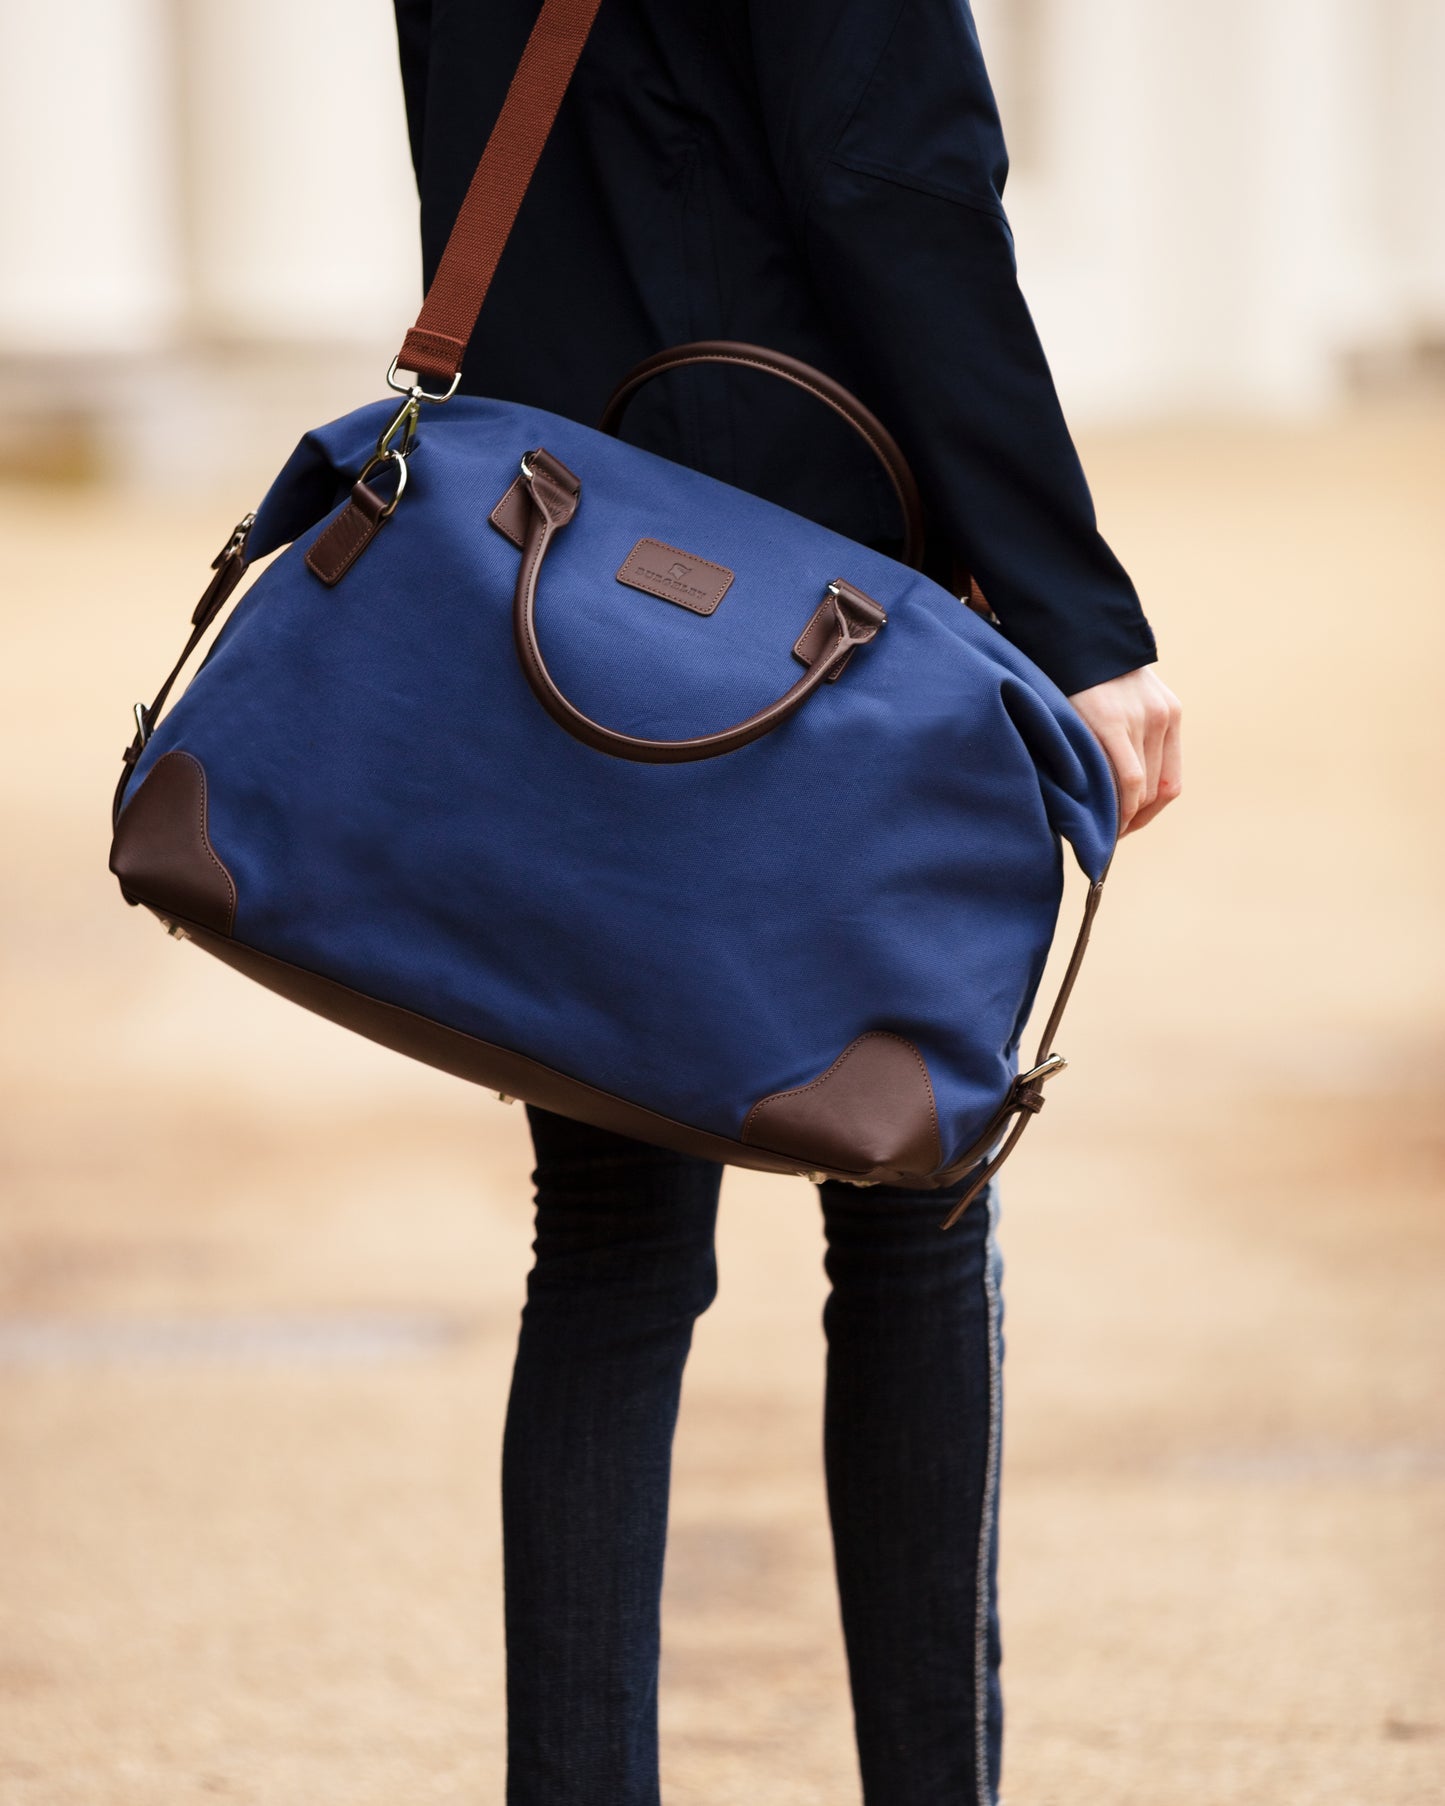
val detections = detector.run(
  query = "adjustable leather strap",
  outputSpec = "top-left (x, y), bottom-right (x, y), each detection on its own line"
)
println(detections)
top-left (938, 874), bottom-right (1106, 1228)
top-left (395, 0), bottom-right (605, 388)
top-left (112, 515), bottom-right (254, 831)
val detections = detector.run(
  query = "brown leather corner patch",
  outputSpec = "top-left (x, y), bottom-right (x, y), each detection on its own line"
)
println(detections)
top-left (109, 749), bottom-right (237, 936)
top-left (616, 539), bottom-right (734, 615)
top-left (741, 1032), bottom-right (943, 1180)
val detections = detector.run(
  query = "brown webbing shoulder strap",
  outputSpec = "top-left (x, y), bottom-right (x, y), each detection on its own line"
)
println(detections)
top-left (395, 0), bottom-right (605, 389)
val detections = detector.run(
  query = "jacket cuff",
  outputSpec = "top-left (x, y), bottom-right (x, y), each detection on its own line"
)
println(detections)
top-left (1001, 611), bottom-right (1159, 700)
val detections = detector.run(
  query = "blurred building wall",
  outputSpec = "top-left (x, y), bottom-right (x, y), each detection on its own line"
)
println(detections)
top-left (1, 0), bottom-right (1441, 486)
top-left (974, 0), bottom-right (1445, 414)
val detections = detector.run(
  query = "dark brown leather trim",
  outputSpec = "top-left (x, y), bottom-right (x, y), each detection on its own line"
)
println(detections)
top-left (112, 513), bottom-right (255, 830)
top-left (305, 480), bottom-right (390, 587)
top-left (109, 751), bottom-right (237, 936)
top-left (488, 474), bottom-right (530, 548)
top-left (936, 877), bottom-right (1109, 1226)
top-left (792, 600), bottom-right (853, 681)
top-left (616, 539), bottom-right (734, 615)
top-left (138, 912), bottom-right (966, 1187)
top-left (741, 1031), bottom-right (943, 1178)
top-left (598, 341), bottom-right (926, 570)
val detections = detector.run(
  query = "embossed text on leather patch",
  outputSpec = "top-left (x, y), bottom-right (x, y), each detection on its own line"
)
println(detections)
top-left (616, 539), bottom-right (734, 615)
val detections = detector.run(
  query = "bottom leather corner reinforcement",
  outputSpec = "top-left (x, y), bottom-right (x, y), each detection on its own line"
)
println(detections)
top-left (109, 750), bottom-right (237, 937)
top-left (741, 1032), bottom-right (943, 1179)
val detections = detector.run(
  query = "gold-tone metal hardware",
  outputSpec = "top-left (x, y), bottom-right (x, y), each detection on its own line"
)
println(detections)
top-left (162, 919), bottom-right (190, 941)
top-left (496, 1092), bottom-right (516, 1105)
top-left (353, 449), bottom-right (409, 519)
top-left (376, 395), bottom-right (421, 461)
top-left (385, 356), bottom-right (462, 405)
top-left (804, 1170), bottom-right (829, 1183)
top-left (213, 512), bottom-right (256, 569)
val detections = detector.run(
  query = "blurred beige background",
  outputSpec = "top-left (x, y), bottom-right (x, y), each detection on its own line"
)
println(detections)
top-left (1, 4), bottom-right (1442, 1804)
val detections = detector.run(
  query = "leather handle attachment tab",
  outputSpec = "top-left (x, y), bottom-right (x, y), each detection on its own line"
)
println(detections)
top-left (393, 0), bottom-right (606, 390)
top-left (600, 341), bottom-right (927, 572)
top-left (513, 449), bottom-right (887, 764)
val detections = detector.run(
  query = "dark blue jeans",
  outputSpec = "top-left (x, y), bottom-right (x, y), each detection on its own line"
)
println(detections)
top-left (502, 1106), bottom-right (1004, 1806)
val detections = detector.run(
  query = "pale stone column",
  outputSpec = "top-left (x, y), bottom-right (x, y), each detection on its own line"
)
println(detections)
top-left (0, 0), bottom-right (182, 354)
top-left (973, 0), bottom-right (1428, 417)
top-left (175, 0), bottom-right (420, 349)
top-left (1376, 0), bottom-right (1445, 332)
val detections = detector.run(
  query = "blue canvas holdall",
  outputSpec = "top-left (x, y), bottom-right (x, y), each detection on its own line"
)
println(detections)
top-left (109, 0), bottom-right (1118, 1224)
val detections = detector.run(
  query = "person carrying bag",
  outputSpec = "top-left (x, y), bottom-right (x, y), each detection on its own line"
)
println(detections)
top-left (109, 1), bottom-right (1182, 1799)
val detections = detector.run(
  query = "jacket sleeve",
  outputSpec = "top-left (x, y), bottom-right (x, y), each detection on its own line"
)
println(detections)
top-left (750, 0), bottom-right (1157, 696)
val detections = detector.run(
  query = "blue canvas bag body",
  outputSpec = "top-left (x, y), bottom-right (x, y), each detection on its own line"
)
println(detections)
top-left (108, 0), bottom-right (1117, 1222)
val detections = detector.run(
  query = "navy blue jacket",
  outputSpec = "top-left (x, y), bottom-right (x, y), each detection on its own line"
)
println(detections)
top-left (393, 0), bottom-right (1156, 695)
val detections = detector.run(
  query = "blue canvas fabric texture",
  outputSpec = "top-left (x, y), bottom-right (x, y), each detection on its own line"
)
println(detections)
top-left (123, 396), bottom-right (1116, 1173)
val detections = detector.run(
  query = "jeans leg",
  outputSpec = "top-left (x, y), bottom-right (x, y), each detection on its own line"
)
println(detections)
top-left (820, 1179), bottom-right (1004, 1806)
top-left (502, 1106), bottom-right (722, 1806)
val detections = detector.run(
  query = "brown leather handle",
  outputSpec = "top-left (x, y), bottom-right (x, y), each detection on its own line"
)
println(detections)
top-left (512, 449), bottom-right (887, 764)
top-left (599, 341), bottom-right (927, 570)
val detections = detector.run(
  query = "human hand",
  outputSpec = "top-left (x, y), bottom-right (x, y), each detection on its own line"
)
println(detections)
top-left (1067, 666), bottom-right (1183, 835)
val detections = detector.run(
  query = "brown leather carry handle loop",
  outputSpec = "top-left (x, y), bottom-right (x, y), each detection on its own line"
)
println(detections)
top-left (599, 341), bottom-right (927, 571)
top-left (513, 449), bottom-right (888, 764)
top-left (394, 0), bottom-right (606, 389)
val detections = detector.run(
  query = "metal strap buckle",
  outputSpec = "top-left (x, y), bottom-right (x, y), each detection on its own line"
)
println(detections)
top-left (385, 357), bottom-right (462, 405)
top-left (1016, 1053), bottom-right (1068, 1088)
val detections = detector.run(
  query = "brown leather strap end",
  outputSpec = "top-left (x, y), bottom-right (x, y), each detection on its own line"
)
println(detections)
top-left (190, 546), bottom-right (248, 630)
top-left (937, 1112), bottom-right (1029, 1230)
top-left (305, 482), bottom-right (390, 587)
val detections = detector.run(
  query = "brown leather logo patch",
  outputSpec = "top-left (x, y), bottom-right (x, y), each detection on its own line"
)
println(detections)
top-left (616, 539), bottom-right (734, 615)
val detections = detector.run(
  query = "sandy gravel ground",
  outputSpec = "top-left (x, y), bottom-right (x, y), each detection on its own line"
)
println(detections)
top-left (1, 407), bottom-right (1442, 1803)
